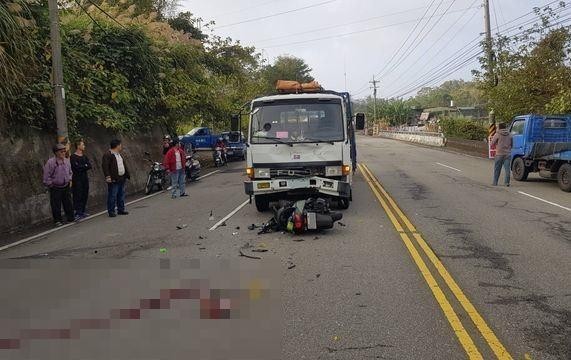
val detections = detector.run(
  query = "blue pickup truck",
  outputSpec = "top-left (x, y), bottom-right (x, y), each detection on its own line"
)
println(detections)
top-left (180, 127), bottom-right (221, 150)
top-left (510, 114), bottom-right (571, 191)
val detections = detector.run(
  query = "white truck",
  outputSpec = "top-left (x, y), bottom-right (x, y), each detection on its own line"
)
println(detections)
top-left (244, 87), bottom-right (365, 211)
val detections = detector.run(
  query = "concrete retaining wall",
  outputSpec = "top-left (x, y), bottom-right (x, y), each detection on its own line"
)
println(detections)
top-left (379, 131), bottom-right (445, 147)
top-left (0, 128), bottom-right (165, 235)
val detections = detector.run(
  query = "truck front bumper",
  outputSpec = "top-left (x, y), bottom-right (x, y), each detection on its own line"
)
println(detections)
top-left (244, 177), bottom-right (351, 198)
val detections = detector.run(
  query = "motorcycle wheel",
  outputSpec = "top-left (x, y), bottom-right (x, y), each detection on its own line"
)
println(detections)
top-left (145, 175), bottom-right (154, 195)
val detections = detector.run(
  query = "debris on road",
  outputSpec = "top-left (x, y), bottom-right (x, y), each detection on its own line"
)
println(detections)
top-left (313, 236), bottom-right (320, 240)
top-left (355, 292), bottom-right (362, 296)
top-left (198, 236), bottom-right (205, 240)
top-left (293, 238), bottom-right (305, 242)
top-left (239, 249), bottom-right (261, 260)
top-left (287, 261), bottom-right (296, 269)
top-left (196, 243), bottom-right (201, 246)
top-left (316, 273), bottom-right (321, 278)
top-left (208, 211), bottom-right (214, 221)
top-left (176, 224), bottom-right (188, 230)
top-left (198, 247), bottom-right (206, 251)
top-left (247, 224), bottom-right (259, 231)
top-left (235, 226), bottom-right (240, 230)
top-left (220, 222), bottom-right (227, 227)
top-left (159, 248), bottom-right (167, 254)
top-left (251, 249), bottom-right (268, 253)
top-left (338, 222), bottom-right (346, 227)
top-left (232, 232), bottom-right (239, 236)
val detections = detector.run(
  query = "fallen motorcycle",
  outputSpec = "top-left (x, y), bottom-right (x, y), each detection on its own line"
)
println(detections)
top-left (259, 198), bottom-right (343, 234)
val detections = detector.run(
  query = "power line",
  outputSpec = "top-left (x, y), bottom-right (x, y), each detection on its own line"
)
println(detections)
top-left (384, 1), bottom-right (479, 91)
top-left (261, 6), bottom-right (478, 50)
top-left (214, 0), bottom-right (337, 29)
top-left (387, 14), bottom-right (571, 98)
top-left (378, 0), bottom-right (457, 80)
top-left (73, 0), bottom-right (107, 33)
top-left (85, 0), bottom-right (126, 28)
top-left (254, 0), bottom-right (459, 44)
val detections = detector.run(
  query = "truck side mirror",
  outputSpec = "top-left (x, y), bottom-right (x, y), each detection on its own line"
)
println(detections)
top-left (231, 114), bottom-right (240, 131)
top-left (355, 113), bottom-right (365, 130)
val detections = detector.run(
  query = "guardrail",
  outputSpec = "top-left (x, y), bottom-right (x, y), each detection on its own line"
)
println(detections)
top-left (378, 130), bottom-right (445, 147)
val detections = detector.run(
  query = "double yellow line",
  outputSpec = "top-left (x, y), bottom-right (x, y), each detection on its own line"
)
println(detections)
top-left (358, 163), bottom-right (513, 360)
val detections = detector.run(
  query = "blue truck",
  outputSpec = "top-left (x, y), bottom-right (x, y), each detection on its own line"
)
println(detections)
top-left (510, 114), bottom-right (571, 192)
top-left (180, 127), bottom-right (221, 150)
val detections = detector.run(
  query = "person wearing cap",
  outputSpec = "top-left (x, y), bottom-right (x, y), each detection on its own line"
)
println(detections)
top-left (43, 143), bottom-right (74, 226)
top-left (163, 137), bottom-right (188, 199)
top-left (102, 139), bottom-right (130, 217)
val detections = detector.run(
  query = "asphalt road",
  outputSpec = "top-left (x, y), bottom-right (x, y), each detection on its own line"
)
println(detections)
top-left (0, 136), bottom-right (569, 359)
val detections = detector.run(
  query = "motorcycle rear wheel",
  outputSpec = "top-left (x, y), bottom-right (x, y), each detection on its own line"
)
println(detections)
top-left (145, 175), bottom-right (154, 195)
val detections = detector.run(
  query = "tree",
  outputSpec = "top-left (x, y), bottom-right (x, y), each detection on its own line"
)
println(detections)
top-left (261, 55), bottom-right (314, 93)
top-left (168, 11), bottom-right (207, 40)
top-left (476, 2), bottom-right (571, 121)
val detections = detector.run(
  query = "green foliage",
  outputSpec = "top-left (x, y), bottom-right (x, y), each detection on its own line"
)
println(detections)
top-left (261, 55), bottom-right (314, 93)
top-left (353, 97), bottom-right (414, 126)
top-left (439, 117), bottom-right (487, 141)
top-left (476, 2), bottom-right (571, 121)
top-left (411, 80), bottom-right (484, 109)
top-left (3, 1), bottom-right (272, 137)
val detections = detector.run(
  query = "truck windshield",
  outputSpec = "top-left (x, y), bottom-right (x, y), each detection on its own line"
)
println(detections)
top-left (250, 102), bottom-right (344, 144)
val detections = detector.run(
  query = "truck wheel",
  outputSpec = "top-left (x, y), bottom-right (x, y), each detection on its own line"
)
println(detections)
top-left (338, 197), bottom-right (350, 210)
top-left (255, 195), bottom-right (270, 212)
top-left (557, 163), bottom-right (571, 192)
top-left (512, 157), bottom-right (529, 181)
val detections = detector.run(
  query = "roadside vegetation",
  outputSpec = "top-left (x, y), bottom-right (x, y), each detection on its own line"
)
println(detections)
top-left (0, 0), bottom-right (315, 139)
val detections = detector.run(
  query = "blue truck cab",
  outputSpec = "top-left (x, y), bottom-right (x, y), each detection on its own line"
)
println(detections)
top-left (510, 114), bottom-right (571, 191)
top-left (180, 127), bottom-right (220, 150)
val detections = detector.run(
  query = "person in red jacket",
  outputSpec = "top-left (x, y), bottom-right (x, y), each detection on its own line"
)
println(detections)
top-left (163, 138), bottom-right (188, 199)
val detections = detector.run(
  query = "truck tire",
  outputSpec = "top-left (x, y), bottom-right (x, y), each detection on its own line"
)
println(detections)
top-left (255, 195), bottom-right (270, 212)
top-left (557, 163), bottom-right (571, 192)
top-left (512, 157), bottom-right (529, 181)
top-left (338, 197), bottom-right (350, 210)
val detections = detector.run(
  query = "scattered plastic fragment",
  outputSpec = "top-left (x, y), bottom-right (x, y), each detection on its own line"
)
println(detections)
top-left (159, 248), bottom-right (167, 254)
top-left (287, 262), bottom-right (296, 270)
top-left (199, 247), bottom-right (206, 250)
top-left (333, 336), bottom-right (340, 341)
top-left (176, 224), bottom-right (188, 230)
top-left (235, 226), bottom-right (240, 230)
top-left (293, 238), bottom-right (305, 242)
top-left (338, 222), bottom-right (346, 227)
top-left (316, 274), bottom-right (321, 278)
top-left (220, 222), bottom-right (227, 227)
top-left (355, 292), bottom-right (362, 296)
top-left (239, 249), bottom-right (261, 260)
top-left (198, 236), bottom-right (204, 240)
top-left (232, 232), bottom-right (239, 236)
top-left (208, 210), bottom-right (214, 221)
top-left (252, 249), bottom-right (268, 253)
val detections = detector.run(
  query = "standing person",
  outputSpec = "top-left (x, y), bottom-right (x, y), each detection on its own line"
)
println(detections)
top-left (491, 123), bottom-right (513, 187)
top-left (162, 135), bottom-right (172, 155)
top-left (102, 139), bottom-right (130, 217)
top-left (43, 144), bottom-right (74, 226)
top-left (163, 138), bottom-right (188, 199)
top-left (70, 139), bottom-right (92, 219)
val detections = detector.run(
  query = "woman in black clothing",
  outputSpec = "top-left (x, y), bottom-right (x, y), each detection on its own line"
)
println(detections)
top-left (70, 139), bottom-right (92, 219)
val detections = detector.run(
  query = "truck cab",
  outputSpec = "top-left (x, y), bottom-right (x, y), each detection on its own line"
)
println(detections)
top-left (510, 114), bottom-right (571, 191)
top-left (244, 90), bottom-right (361, 211)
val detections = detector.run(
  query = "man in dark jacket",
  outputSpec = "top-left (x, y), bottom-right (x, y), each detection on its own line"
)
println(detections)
top-left (491, 123), bottom-right (513, 186)
top-left (43, 143), bottom-right (74, 226)
top-left (102, 139), bottom-right (130, 217)
top-left (70, 139), bottom-right (92, 219)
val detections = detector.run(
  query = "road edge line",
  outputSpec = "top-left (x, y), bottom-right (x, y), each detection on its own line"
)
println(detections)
top-left (209, 199), bottom-right (250, 231)
top-left (0, 169), bottom-right (223, 252)
top-left (517, 191), bottom-right (571, 212)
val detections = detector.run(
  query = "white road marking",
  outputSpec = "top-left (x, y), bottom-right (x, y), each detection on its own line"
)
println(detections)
top-left (518, 191), bottom-right (571, 212)
top-left (0, 169), bottom-right (224, 252)
top-left (209, 199), bottom-right (250, 231)
top-left (436, 162), bottom-right (462, 172)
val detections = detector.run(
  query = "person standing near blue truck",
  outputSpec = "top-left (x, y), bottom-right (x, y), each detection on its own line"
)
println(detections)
top-left (43, 143), bottom-right (74, 226)
top-left (491, 123), bottom-right (513, 187)
top-left (70, 139), bottom-right (92, 219)
top-left (102, 139), bottom-right (130, 217)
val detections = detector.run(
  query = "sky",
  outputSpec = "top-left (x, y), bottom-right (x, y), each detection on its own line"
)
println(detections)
top-left (180, 0), bottom-right (562, 99)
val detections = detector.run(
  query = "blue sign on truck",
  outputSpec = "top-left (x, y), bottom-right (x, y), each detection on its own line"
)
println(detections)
top-left (510, 114), bottom-right (571, 191)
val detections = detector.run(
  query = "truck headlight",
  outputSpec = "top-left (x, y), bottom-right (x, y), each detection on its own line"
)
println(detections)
top-left (255, 168), bottom-right (270, 179)
top-left (325, 166), bottom-right (342, 177)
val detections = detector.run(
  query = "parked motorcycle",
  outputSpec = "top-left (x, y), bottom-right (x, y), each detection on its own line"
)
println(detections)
top-left (185, 151), bottom-right (201, 182)
top-left (144, 152), bottom-right (167, 195)
top-left (213, 146), bottom-right (227, 167)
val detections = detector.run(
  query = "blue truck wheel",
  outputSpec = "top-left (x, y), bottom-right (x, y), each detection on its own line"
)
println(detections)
top-left (512, 157), bottom-right (529, 181)
top-left (557, 163), bottom-right (571, 192)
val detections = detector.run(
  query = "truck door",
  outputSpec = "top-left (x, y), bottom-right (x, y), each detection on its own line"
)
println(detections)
top-left (510, 117), bottom-right (527, 156)
top-left (195, 128), bottom-right (209, 148)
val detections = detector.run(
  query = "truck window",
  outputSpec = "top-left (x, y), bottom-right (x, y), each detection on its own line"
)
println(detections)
top-left (251, 101), bottom-right (344, 144)
top-left (510, 120), bottom-right (525, 135)
top-left (544, 118), bottom-right (567, 129)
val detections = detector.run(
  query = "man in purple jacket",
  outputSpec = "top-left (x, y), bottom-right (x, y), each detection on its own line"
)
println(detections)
top-left (43, 143), bottom-right (74, 226)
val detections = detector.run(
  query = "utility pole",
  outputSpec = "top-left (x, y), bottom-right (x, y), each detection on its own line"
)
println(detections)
top-left (369, 76), bottom-right (379, 131)
top-left (48, 0), bottom-right (68, 143)
top-left (483, 0), bottom-right (494, 85)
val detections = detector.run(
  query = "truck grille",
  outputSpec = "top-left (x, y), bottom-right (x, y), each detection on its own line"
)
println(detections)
top-left (270, 167), bottom-right (325, 178)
